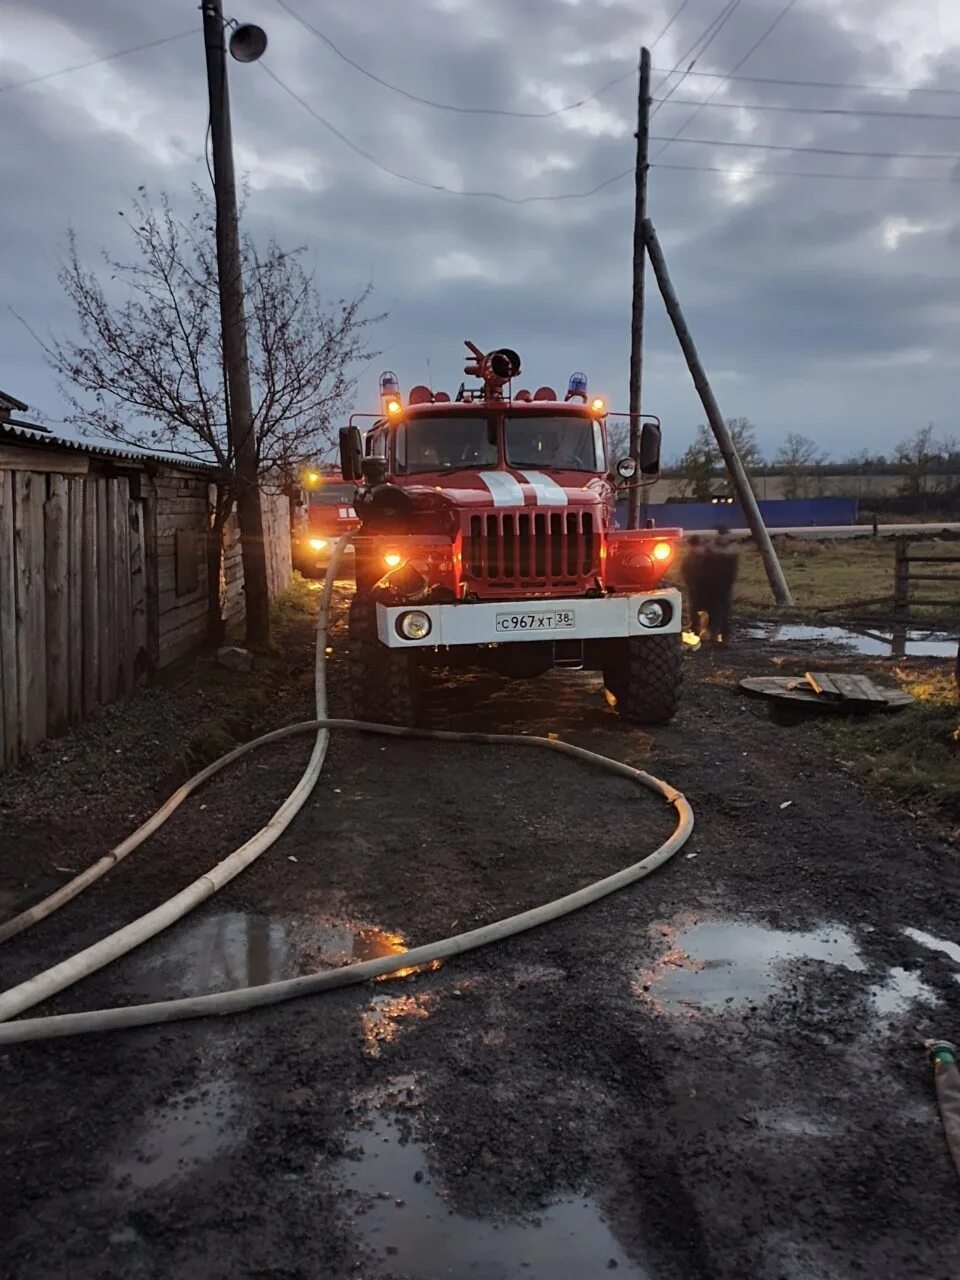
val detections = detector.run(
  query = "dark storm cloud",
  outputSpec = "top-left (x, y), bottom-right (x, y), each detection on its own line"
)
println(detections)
top-left (2, 0), bottom-right (959, 457)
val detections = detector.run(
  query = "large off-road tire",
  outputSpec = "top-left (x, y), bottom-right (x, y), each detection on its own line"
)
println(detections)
top-left (603, 633), bottom-right (683, 725)
top-left (347, 595), bottom-right (420, 725)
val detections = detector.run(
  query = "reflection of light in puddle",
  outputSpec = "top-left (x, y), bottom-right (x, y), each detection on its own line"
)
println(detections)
top-left (635, 920), bottom-right (865, 1013)
top-left (361, 992), bottom-right (432, 1057)
top-left (339, 1099), bottom-right (650, 1278)
top-left (870, 967), bottom-right (940, 1016)
top-left (130, 911), bottom-right (437, 999)
top-left (746, 623), bottom-right (956, 658)
top-left (903, 926), bottom-right (960, 968)
top-left (112, 1079), bottom-right (240, 1191)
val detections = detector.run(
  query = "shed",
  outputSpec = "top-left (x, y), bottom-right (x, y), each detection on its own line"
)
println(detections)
top-left (0, 416), bottom-right (291, 767)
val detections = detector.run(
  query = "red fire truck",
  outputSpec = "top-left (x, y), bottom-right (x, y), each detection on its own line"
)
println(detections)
top-left (339, 343), bottom-right (683, 724)
top-left (291, 465), bottom-right (361, 577)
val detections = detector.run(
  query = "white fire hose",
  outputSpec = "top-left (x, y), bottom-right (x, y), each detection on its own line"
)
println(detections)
top-left (0, 539), bottom-right (693, 1043)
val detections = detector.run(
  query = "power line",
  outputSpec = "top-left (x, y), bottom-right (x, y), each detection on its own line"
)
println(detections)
top-left (651, 95), bottom-right (960, 121)
top-left (651, 65), bottom-right (960, 97)
top-left (653, 0), bottom-right (800, 159)
top-left (650, 1), bottom-right (742, 120)
top-left (258, 60), bottom-right (634, 202)
top-left (272, 0), bottom-right (634, 118)
top-left (648, 0), bottom-right (697, 49)
top-left (651, 159), bottom-right (960, 184)
top-left (649, 133), bottom-right (960, 160)
top-left (0, 30), bottom-right (196, 94)
top-left (259, 59), bottom-right (960, 201)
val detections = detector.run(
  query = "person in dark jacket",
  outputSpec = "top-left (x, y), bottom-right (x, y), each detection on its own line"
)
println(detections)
top-left (681, 535), bottom-right (708, 637)
top-left (700, 526), bottom-right (739, 645)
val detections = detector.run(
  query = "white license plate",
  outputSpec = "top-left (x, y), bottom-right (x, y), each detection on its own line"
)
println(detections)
top-left (495, 610), bottom-right (576, 634)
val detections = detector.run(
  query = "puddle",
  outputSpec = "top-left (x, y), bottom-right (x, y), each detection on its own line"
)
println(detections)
top-left (340, 1104), bottom-right (649, 1278)
top-left (112, 1078), bottom-right (240, 1190)
top-left (132, 910), bottom-right (434, 999)
top-left (747, 623), bottom-right (956, 658)
top-left (869, 967), bottom-right (940, 1015)
top-left (903, 927), bottom-right (960, 968)
top-left (635, 920), bottom-right (865, 1013)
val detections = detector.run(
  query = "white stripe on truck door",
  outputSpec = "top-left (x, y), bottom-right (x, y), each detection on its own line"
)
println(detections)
top-left (519, 471), bottom-right (568, 506)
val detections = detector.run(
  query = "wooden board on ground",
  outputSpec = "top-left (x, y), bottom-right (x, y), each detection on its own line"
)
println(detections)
top-left (804, 671), bottom-right (889, 705)
top-left (740, 676), bottom-right (913, 713)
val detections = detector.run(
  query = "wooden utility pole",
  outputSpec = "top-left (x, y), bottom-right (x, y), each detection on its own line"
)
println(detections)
top-left (643, 217), bottom-right (793, 606)
top-left (201, 0), bottom-right (271, 645)
top-left (628, 47), bottom-right (651, 530)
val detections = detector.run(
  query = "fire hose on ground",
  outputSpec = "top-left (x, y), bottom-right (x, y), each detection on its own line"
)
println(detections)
top-left (0, 538), bottom-right (694, 1044)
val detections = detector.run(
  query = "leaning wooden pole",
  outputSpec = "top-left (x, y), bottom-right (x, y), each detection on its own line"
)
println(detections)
top-left (642, 218), bottom-right (793, 606)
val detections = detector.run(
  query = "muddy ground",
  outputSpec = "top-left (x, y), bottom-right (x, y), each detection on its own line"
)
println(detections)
top-left (1, 586), bottom-right (959, 1280)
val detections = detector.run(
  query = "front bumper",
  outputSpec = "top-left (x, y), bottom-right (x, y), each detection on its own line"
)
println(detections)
top-left (376, 589), bottom-right (682, 648)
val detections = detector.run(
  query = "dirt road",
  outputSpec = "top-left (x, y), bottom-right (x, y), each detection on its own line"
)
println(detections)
top-left (1, 587), bottom-right (959, 1280)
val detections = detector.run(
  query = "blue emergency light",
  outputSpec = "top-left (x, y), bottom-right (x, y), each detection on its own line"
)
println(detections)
top-left (567, 372), bottom-right (588, 400)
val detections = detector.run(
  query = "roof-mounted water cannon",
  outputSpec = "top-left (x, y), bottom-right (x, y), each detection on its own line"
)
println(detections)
top-left (463, 341), bottom-right (521, 399)
top-left (379, 371), bottom-right (403, 419)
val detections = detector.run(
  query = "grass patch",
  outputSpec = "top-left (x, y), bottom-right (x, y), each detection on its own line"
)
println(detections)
top-left (821, 669), bottom-right (960, 833)
top-left (727, 538), bottom-right (960, 622)
top-left (169, 577), bottom-right (322, 775)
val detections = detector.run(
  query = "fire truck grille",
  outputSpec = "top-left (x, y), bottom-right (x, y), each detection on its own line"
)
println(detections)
top-left (464, 511), bottom-right (596, 589)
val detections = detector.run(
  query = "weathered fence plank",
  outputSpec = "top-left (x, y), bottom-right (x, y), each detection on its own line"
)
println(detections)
top-left (98, 479), bottom-right (116, 704)
top-left (67, 477), bottom-right (84, 724)
top-left (0, 470), bottom-right (17, 763)
top-left (115, 477), bottom-right (133, 695)
top-left (129, 497), bottom-right (148, 685)
top-left (44, 472), bottom-right (70, 735)
top-left (14, 472), bottom-right (46, 752)
top-left (82, 478), bottom-right (100, 715)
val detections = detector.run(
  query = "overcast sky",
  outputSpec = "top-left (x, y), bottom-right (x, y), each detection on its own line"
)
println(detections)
top-left (1, 0), bottom-right (959, 461)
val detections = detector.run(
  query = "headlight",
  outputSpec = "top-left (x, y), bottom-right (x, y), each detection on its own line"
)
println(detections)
top-left (652, 541), bottom-right (672, 562)
top-left (384, 551), bottom-right (404, 568)
top-left (308, 537), bottom-right (327, 552)
top-left (637, 600), bottom-right (667, 628)
top-left (397, 610), bottom-right (432, 640)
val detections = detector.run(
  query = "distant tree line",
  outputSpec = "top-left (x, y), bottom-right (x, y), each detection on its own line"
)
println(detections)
top-left (663, 421), bottom-right (960, 501)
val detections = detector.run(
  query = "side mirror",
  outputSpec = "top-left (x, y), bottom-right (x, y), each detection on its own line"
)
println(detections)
top-left (639, 422), bottom-right (661, 476)
top-left (615, 457), bottom-right (638, 481)
top-left (339, 426), bottom-right (363, 482)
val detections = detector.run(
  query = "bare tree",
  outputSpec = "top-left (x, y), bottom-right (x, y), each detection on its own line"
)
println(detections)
top-left (677, 418), bottom-right (762, 500)
top-left (894, 423), bottom-right (939, 497)
top-left (775, 432), bottom-right (827, 500)
top-left (35, 186), bottom-right (378, 637)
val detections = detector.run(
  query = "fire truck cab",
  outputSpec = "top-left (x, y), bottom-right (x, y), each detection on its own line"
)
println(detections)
top-left (292, 465), bottom-right (361, 577)
top-left (340, 343), bottom-right (683, 725)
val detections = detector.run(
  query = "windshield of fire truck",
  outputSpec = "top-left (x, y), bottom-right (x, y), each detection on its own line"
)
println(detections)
top-left (504, 414), bottom-right (603, 472)
top-left (396, 415), bottom-right (498, 474)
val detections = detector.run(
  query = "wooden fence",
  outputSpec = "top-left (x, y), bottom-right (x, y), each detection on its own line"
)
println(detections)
top-left (893, 537), bottom-right (960, 619)
top-left (0, 464), bottom-right (291, 768)
top-left (1, 470), bottom-right (146, 765)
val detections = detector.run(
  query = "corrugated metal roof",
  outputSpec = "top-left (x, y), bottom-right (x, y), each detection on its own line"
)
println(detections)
top-left (0, 419), bottom-right (217, 472)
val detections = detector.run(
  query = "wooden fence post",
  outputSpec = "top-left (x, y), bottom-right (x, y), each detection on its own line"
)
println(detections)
top-left (14, 472), bottom-right (46, 752)
top-left (82, 478), bottom-right (100, 715)
top-left (44, 473), bottom-right (70, 736)
top-left (67, 477), bottom-right (84, 725)
top-left (0, 470), bottom-right (17, 764)
top-left (893, 538), bottom-right (909, 619)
